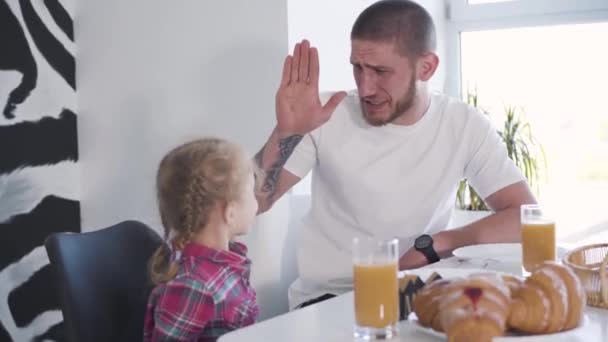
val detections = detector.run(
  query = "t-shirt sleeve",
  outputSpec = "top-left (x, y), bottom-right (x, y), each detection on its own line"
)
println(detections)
top-left (283, 132), bottom-right (317, 178)
top-left (463, 110), bottom-right (526, 200)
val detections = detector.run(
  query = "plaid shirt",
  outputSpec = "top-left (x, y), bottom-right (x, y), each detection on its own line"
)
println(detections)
top-left (143, 241), bottom-right (258, 342)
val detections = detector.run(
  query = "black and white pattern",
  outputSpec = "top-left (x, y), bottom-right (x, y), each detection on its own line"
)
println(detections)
top-left (0, 0), bottom-right (79, 341)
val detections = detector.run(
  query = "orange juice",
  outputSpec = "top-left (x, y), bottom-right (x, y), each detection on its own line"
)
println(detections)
top-left (353, 263), bottom-right (398, 328)
top-left (522, 221), bottom-right (556, 272)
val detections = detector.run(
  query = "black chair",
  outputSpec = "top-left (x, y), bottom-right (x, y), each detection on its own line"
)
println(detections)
top-left (45, 220), bottom-right (163, 342)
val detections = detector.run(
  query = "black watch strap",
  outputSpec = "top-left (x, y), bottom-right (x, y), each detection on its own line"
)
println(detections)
top-left (414, 234), bottom-right (440, 264)
top-left (421, 246), bottom-right (440, 263)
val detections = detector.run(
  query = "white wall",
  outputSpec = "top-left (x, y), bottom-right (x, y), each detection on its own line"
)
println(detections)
top-left (76, 0), bottom-right (290, 320)
top-left (77, 0), bottom-right (286, 229)
top-left (287, 0), bottom-right (375, 91)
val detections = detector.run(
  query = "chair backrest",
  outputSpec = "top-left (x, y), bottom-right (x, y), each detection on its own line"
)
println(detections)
top-left (45, 220), bottom-right (163, 342)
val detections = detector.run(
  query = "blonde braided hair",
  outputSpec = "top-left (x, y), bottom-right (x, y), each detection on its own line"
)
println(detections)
top-left (149, 138), bottom-right (251, 284)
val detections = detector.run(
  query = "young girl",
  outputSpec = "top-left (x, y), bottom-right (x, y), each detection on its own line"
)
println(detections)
top-left (143, 138), bottom-right (260, 341)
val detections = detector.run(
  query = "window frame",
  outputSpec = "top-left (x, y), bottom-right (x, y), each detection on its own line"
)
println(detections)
top-left (445, 0), bottom-right (608, 98)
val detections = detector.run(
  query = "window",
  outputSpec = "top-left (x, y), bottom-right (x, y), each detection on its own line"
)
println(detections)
top-left (450, 0), bottom-right (608, 23)
top-left (448, 0), bottom-right (608, 243)
top-left (468, 0), bottom-right (514, 4)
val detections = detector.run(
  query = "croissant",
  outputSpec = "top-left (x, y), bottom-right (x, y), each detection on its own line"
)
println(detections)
top-left (541, 262), bottom-right (586, 330)
top-left (508, 261), bottom-right (586, 334)
top-left (468, 272), bottom-right (522, 295)
top-left (439, 276), bottom-right (511, 342)
top-left (501, 274), bottom-right (524, 294)
top-left (412, 278), bottom-right (455, 332)
top-left (507, 280), bottom-right (551, 333)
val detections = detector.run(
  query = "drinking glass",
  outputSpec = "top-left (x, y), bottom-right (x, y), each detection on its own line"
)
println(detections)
top-left (352, 237), bottom-right (399, 340)
top-left (521, 204), bottom-right (556, 275)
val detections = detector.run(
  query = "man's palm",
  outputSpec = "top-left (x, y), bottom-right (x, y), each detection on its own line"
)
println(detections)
top-left (276, 40), bottom-right (346, 135)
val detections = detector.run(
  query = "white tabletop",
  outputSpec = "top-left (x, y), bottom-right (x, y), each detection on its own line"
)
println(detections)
top-left (219, 257), bottom-right (608, 342)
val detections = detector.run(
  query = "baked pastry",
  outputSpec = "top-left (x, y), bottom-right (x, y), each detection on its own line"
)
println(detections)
top-left (501, 274), bottom-right (524, 294)
top-left (409, 262), bottom-right (585, 339)
top-left (507, 279), bottom-right (552, 333)
top-left (540, 261), bottom-right (586, 330)
top-left (439, 275), bottom-right (511, 342)
top-left (413, 278), bottom-right (455, 332)
top-left (508, 261), bottom-right (586, 334)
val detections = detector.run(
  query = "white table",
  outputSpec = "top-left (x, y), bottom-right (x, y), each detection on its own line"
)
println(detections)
top-left (220, 257), bottom-right (608, 341)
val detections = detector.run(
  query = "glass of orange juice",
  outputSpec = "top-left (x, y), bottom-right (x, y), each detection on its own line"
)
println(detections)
top-left (352, 237), bottom-right (399, 340)
top-left (521, 204), bottom-right (556, 274)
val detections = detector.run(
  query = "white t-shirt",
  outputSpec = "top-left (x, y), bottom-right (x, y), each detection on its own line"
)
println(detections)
top-left (283, 91), bottom-right (524, 309)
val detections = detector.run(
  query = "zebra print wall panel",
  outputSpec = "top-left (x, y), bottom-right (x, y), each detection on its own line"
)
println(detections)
top-left (0, 0), bottom-right (79, 341)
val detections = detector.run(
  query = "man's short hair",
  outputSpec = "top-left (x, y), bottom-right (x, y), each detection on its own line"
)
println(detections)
top-left (351, 0), bottom-right (437, 57)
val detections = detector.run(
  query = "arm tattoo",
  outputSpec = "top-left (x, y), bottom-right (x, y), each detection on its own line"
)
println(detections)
top-left (258, 134), bottom-right (303, 199)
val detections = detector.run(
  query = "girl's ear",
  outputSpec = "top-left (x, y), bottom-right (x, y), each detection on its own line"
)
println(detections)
top-left (222, 200), bottom-right (237, 227)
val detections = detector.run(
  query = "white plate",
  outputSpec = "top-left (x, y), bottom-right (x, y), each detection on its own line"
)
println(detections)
top-left (409, 313), bottom-right (588, 341)
top-left (402, 267), bottom-right (587, 341)
top-left (452, 243), bottom-right (568, 263)
top-left (398, 267), bottom-right (505, 280)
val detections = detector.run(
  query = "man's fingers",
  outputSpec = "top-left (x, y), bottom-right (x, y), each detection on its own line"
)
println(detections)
top-left (280, 55), bottom-right (292, 87)
top-left (309, 47), bottom-right (320, 86)
top-left (299, 40), bottom-right (310, 83)
top-left (321, 91), bottom-right (347, 116)
top-left (291, 43), bottom-right (301, 82)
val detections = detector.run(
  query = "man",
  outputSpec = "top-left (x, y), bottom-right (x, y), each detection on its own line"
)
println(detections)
top-left (255, 0), bottom-right (536, 309)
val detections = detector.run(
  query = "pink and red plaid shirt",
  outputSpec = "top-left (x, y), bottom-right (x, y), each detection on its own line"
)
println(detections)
top-left (143, 241), bottom-right (258, 342)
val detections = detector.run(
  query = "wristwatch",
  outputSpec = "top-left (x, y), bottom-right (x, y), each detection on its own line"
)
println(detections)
top-left (414, 234), bottom-right (440, 264)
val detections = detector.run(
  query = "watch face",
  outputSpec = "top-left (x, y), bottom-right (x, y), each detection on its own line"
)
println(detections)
top-left (415, 235), bottom-right (432, 249)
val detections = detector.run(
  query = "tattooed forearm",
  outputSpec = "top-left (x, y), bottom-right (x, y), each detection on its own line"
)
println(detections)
top-left (254, 146), bottom-right (265, 169)
top-left (257, 134), bottom-right (303, 200)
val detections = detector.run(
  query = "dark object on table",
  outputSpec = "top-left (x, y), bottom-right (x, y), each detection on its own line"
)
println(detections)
top-left (399, 274), bottom-right (425, 320)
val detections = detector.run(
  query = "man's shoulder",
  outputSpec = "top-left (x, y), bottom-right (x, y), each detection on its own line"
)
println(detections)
top-left (317, 90), bottom-right (362, 130)
top-left (432, 92), bottom-right (472, 116)
top-left (432, 92), bottom-right (491, 129)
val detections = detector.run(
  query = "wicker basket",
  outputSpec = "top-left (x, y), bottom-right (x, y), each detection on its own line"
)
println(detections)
top-left (562, 243), bottom-right (608, 309)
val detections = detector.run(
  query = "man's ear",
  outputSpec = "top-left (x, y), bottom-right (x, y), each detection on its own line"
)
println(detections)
top-left (417, 52), bottom-right (439, 81)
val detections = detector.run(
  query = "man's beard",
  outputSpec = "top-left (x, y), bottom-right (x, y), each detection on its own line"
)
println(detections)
top-left (362, 74), bottom-right (417, 127)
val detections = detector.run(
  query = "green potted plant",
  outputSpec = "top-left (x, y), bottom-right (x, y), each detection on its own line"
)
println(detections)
top-left (453, 91), bottom-right (545, 221)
